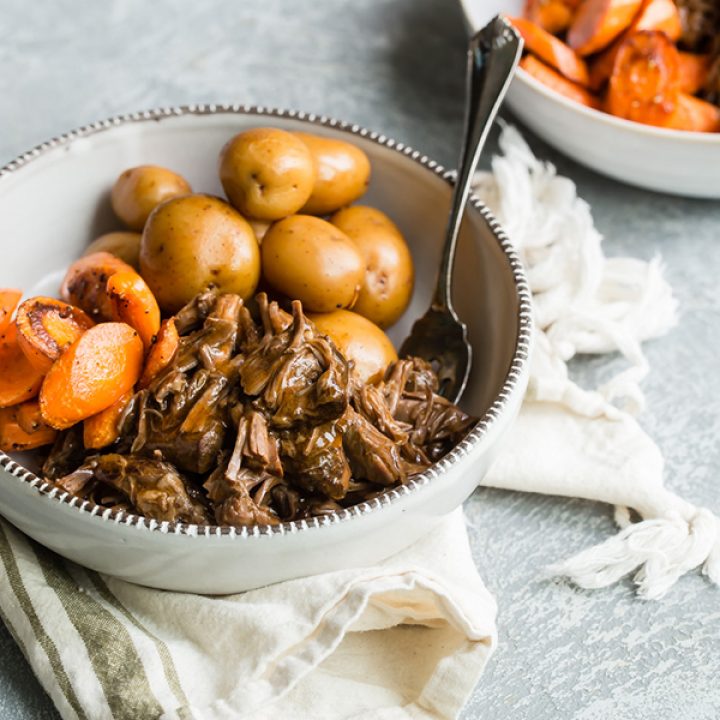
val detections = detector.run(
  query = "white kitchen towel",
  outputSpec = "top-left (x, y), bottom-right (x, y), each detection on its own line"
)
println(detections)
top-left (473, 124), bottom-right (720, 599)
top-left (0, 508), bottom-right (495, 720)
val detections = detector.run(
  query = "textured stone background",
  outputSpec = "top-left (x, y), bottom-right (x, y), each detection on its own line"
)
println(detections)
top-left (0, 0), bottom-right (718, 718)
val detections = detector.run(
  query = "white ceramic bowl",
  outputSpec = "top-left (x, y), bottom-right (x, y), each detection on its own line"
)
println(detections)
top-left (0, 106), bottom-right (531, 593)
top-left (460, 0), bottom-right (720, 198)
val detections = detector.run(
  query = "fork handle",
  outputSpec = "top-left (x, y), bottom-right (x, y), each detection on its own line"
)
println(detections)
top-left (432, 16), bottom-right (522, 312)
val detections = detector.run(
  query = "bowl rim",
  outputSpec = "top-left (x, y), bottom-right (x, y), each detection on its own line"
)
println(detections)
top-left (0, 104), bottom-right (533, 540)
top-left (515, 69), bottom-right (720, 144)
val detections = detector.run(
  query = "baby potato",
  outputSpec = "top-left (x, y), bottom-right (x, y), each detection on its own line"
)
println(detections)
top-left (309, 310), bottom-right (397, 384)
top-left (262, 215), bottom-right (364, 312)
top-left (294, 132), bottom-right (371, 215)
top-left (83, 231), bottom-right (142, 269)
top-left (140, 194), bottom-right (260, 313)
top-left (330, 206), bottom-right (414, 328)
top-left (111, 165), bottom-right (191, 231)
top-left (219, 128), bottom-right (315, 220)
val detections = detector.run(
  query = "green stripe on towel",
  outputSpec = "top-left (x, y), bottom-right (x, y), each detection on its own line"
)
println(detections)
top-left (87, 571), bottom-right (190, 710)
top-left (0, 523), bottom-right (87, 720)
top-left (32, 543), bottom-right (165, 720)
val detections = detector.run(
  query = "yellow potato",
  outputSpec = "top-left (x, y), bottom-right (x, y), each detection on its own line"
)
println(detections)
top-left (261, 215), bottom-right (364, 312)
top-left (294, 132), bottom-right (371, 215)
top-left (111, 165), bottom-right (191, 231)
top-left (219, 128), bottom-right (315, 220)
top-left (330, 206), bottom-right (414, 328)
top-left (83, 231), bottom-right (142, 269)
top-left (309, 310), bottom-right (397, 384)
top-left (140, 194), bottom-right (260, 313)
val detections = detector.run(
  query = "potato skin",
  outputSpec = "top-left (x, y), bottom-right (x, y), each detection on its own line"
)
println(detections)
top-left (83, 232), bottom-right (142, 269)
top-left (219, 128), bottom-right (315, 220)
top-left (248, 218), bottom-right (271, 244)
top-left (330, 206), bottom-right (414, 328)
top-left (308, 310), bottom-right (397, 384)
top-left (111, 165), bottom-right (191, 231)
top-left (261, 215), bottom-right (364, 313)
top-left (140, 194), bottom-right (260, 313)
top-left (294, 132), bottom-right (371, 215)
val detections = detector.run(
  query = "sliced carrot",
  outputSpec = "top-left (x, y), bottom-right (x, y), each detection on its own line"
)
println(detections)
top-left (138, 318), bottom-right (179, 388)
top-left (15, 297), bottom-right (94, 373)
top-left (39, 322), bottom-right (144, 430)
top-left (61, 251), bottom-right (135, 322)
top-left (0, 402), bottom-right (57, 452)
top-left (568, 0), bottom-right (643, 56)
top-left (83, 390), bottom-right (133, 449)
top-left (0, 325), bottom-right (45, 409)
top-left (666, 93), bottom-right (720, 132)
top-left (630, 0), bottom-right (681, 40)
top-left (0, 290), bottom-right (22, 335)
top-left (588, 0), bottom-right (682, 89)
top-left (107, 270), bottom-right (161, 350)
top-left (524, 0), bottom-right (577, 34)
top-left (606, 31), bottom-right (680, 126)
top-left (678, 52), bottom-right (711, 95)
top-left (511, 17), bottom-right (590, 85)
top-left (520, 55), bottom-right (601, 108)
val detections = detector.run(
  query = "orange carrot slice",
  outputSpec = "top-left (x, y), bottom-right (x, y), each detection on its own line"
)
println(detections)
top-left (606, 31), bottom-right (680, 126)
top-left (83, 390), bottom-right (133, 449)
top-left (0, 325), bottom-right (45, 409)
top-left (0, 290), bottom-right (22, 335)
top-left (138, 318), bottom-right (179, 388)
top-left (588, 0), bottom-right (683, 89)
top-left (16, 297), bottom-right (94, 373)
top-left (520, 55), bottom-right (601, 108)
top-left (39, 322), bottom-right (144, 430)
top-left (511, 17), bottom-right (590, 85)
top-left (0, 402), bottom-right (57, 452)
top-left (568, 0), bottom-right (643, 56)
top-left (678, 52), bottom-right (711, 95)
top-left (107, 270), bottom-right (161, 350)
top-left (61, 251), bottom-right (135, 322)
top-left (666, 93), bottom-right (720, 132)
top-left (524, 0), bottom-right (578, 34)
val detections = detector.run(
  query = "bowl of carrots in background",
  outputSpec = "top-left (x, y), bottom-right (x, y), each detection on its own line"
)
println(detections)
top-left (460, 0), bottom-right (720, 197)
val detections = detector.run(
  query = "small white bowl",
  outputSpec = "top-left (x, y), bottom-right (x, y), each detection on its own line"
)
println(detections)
top-left (0, 106), bottom-right (531, 593)
top-left (460, 0), bottom-right (720, 198)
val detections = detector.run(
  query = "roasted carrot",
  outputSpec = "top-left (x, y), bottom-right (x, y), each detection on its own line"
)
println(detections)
top-left (83, 390), bottom-right (133, 449)
top-left (511, 17), bottom-right (590, 85)
top-left (0, 402), bottom-right (57, 452)
top-left (107, 270), bottom-right (161, 349)
top-left (630, 0), bottom-right (681, 39)
top-left (0, 290), bottom-right (22, 335)
top-left (138, 318), bottom-right (179, 388)
top-left (606, 31), bottom-right (680, 126)
top-left (0, 325), bottom-right (45, 408)
top-left (15, 297), bottom-right (94, 373)
top-left (520, 55), bottom-right (601, 108)
top-left (678, 52), bottom-right (711, 95)
top-left (588, 0), bottom-right (682, 89)
top-left (568, 0), bottom-right (643, 56)
top-left (39, 322), bottom-right (144, 430)
top-left (667, 93), bottom-right (720, 132)
top-left (524, 0), bottom-right (578, 34)
top-left (61, 251), bottom-right (135, 322)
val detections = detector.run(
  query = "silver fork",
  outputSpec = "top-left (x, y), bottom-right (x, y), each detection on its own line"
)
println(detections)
top-left (399, 15), bottom-right (522, 403)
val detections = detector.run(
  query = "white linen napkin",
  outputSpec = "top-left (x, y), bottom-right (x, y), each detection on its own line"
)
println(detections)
top-left (0, 508), bottom-right (496, 720)
top-left (473, 124), bottom-right (720, 599)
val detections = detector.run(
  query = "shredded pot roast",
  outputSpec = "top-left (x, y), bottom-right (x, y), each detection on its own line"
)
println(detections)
top-left (43, 291), bottom-right (476, 526)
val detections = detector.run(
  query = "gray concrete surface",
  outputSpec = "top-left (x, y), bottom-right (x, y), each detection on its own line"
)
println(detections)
top-left (1, 0), bottom-right (718, 718)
